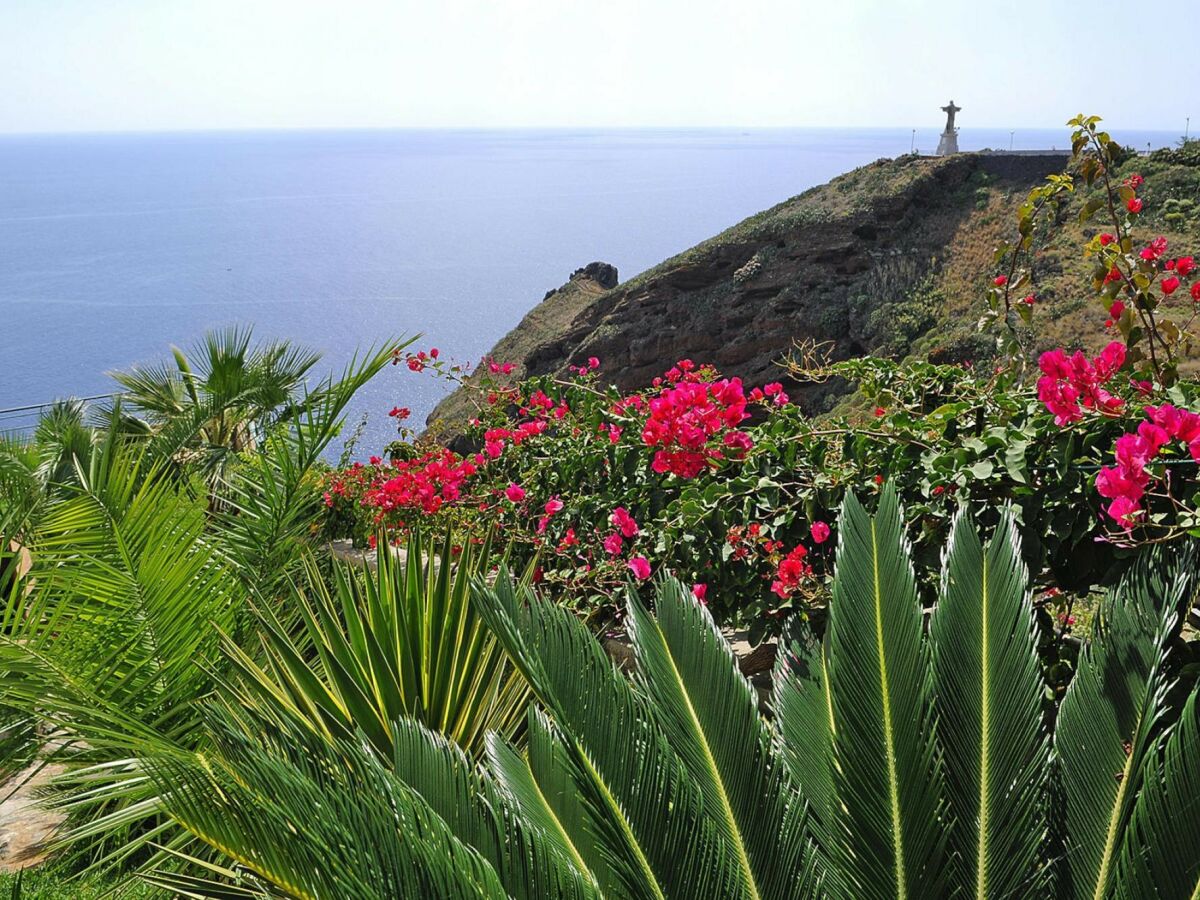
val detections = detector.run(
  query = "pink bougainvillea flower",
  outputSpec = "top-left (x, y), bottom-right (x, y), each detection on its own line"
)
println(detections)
top-left (603, 533), bottom-right (624, 556)
top-left (993, 275), bottom-right (1008, 286)
top-left (628, 556), bottom-right (651, 580)
top-left (763, 382), bottom-right (790, 405)
top-left (388, 406), bottom-right (411, 419)
top-left (1099, 233), bottom-right (1115, 246)
top-left (1140, 237), bottom-right (1168, 261)
top-left (1109, 300), bottom-right (1125, 319)
top-left (1036, 342), bottom-right (1126, 425)
top-left (544, 497), bottom-right (564, 516)
top-left (504, 483), bottom-right (525, 503)
top-left (723, 430), bottom-right (753, 455)
top-left (611, 506), bottom-right (640, 538)
top-left (770, 544), bottom-right (812, 599)
top-left (1193, 282), bottom-right (1200, 302)
top-left (1161, 275), bottom-right (1181, 295)
top-left (1022, 294), bottom-right (1036, 306)
top-left (692, 583), bottom-right (708, 604)
top-left (874, 406), bottom-right (886, 417)
top-left (1127, 197), bottom-right (1144, 214)
top-left (1176, 256), bottom-right (1195, 277)
top-left (810, 521), bottom-right (831, 544)
top-left (587, 356), bottom-right (600, 369)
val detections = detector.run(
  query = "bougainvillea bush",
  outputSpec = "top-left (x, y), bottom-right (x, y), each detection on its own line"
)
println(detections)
top-left (323, 115), bottom-right (1200, 640)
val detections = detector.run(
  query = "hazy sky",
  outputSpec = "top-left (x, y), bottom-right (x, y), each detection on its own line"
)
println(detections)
top-left (2, 0), bottom-right (1195, 134)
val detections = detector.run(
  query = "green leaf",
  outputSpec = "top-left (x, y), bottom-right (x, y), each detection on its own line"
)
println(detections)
top-left (627, 578), bottom-right (815, 900)
top-left (1056, 547), bottom-right (1196, 900)
top-left (930, 510), bottom-right (1049, 899)
top-left (774, 621), bottom-right (841, 892)
top-left (825, 485), bottom-right (948, 900)
top-left (1112, 686), bottom-right (1200, 900)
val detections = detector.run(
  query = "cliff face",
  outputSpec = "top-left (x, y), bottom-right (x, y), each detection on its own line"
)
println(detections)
top-left (427, 152), bottom-right (1073, 436)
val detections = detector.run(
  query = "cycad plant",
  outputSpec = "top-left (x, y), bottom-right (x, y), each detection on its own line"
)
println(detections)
top-left (144, 486), bottom-right (1200, 898)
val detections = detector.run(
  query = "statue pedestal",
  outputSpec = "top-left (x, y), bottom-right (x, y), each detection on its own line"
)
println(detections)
top-left (936, 128), bottom-right (959, 156)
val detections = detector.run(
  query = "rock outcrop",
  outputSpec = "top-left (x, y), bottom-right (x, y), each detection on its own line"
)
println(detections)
top-left (427, 152), bottom-right (1072, 438)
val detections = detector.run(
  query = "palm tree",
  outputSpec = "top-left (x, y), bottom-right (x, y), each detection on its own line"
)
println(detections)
top-left (139, 486), bottom-right (1200, 898)
top-left (0, 339), bottom-right (408, 871)
top-left (108, 326), bottom-right (323, 483)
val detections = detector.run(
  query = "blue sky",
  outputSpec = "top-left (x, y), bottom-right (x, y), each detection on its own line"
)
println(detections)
top-left (1, 0), bottom-right (1195, 134)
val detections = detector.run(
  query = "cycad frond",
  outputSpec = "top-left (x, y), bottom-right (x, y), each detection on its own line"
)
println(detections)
top-left (627, 578), bottom-right (814, 900)
top-left (774, 621), bottom-right (839, 880)
top-left (150, 711), bottom-right (508, 899)
top-left (825, 485), bottom-right (947, 900)
top-left (474, 572), bottom-right (748, 899)
top-left (930, 509), bottom-right (1049, 899)
top-left (1055, 546), bottom-right (1195, 900)
top-left (1112, 686), bottom-right (1200, 900)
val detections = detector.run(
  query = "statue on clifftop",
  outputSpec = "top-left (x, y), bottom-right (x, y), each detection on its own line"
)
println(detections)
top-left (936, 100), bottom-right (961, 156)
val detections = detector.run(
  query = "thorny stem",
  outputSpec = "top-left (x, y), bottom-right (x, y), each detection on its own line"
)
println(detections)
top-left (1089, 132), bottom-right (1169, 381)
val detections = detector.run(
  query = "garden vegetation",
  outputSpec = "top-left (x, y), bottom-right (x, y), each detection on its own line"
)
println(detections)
top-left (2, 116), bottom-right (1199, 898)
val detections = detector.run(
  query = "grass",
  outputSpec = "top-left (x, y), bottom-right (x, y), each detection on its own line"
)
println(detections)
top-left (0, 866), bottom-right (164, 899)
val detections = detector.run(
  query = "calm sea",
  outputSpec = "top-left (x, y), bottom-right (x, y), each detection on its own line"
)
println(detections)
top-left (0, 126), bottom-right (1180, 454)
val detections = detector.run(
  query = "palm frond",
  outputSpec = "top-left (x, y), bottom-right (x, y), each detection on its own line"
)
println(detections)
top-left (149, 710), bottom-right (508, 899)
top-left (627, 578), bottom-right (814, 900)
top-left (930, 509), bottom-right (1049, 898)
top-left (1055, 545), bottom-right (1196, 900)
top-left (0, 441), bottom-right (241, 865)
top-left (825, 485), bottom-right (947, 900)
top-left (774, 620), bottom-right (840, 884)
top-left (488, 712), bottom-right (605, 894)
top-left (213, 338), bottom-right (409, 597)
top-left (474, 571), bottom-right (748, 899)
top-left (1112, 686), bottom-right (1200, 900)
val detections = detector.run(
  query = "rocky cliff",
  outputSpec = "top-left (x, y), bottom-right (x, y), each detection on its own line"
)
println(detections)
top-left (425, 151), bottom-right (1116, 437)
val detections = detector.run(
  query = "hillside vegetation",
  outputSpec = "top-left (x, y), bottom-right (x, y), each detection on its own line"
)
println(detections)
top-left (430, 143), bottom-right (1200, 435)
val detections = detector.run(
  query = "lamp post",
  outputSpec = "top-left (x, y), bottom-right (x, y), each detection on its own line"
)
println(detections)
top-left (1009, 130), bottom-right (1014, 151)
top-left (910, 129), bottom-right (916, 154)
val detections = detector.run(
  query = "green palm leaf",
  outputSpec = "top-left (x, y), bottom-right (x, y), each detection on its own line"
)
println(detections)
top-left (387, 716), bottom-right (600, 900)
top-left (626, 578), bottom-right (815, 900)
top-left (223, 532), bottom-right (530, 759)
top-left (474, 571), bottom-right (747, 899)
top-left (773, 621), bottom-right (839, 886)
top-left (825, 485), bottom-right (947, 900)
top-left (150, 710), bottom-right (508, 899)
top-left (1112, 685), bottom-right (1200, 900)
top-left (930, 509), bottom-right (1049, 899)
top-left (488, 711), bottom-right (605, 894)
top-left (1055, 547), bottom-right (1195, 900)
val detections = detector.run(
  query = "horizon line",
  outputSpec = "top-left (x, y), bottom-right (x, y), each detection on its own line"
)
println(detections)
top-left (0, 122), bottom-right (1190, 140)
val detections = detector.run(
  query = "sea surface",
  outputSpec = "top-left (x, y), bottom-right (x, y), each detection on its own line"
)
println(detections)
top-left (0, 126), bottom-right (1181, 454)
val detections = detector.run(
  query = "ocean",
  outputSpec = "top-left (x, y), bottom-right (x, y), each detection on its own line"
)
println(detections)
top-left (0, 126), bottom-right (1181, 455)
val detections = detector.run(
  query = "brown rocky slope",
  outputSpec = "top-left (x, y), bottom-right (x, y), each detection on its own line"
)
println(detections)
top-left (427, 149), bottom-right (1189, 438)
